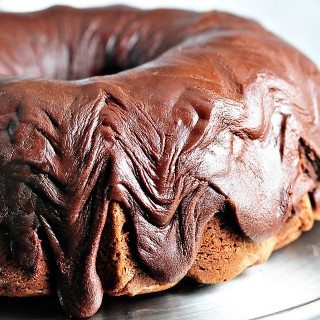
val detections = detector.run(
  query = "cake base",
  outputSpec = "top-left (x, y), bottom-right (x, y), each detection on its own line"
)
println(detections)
top-left (0, 193), bottom-right (316, 298)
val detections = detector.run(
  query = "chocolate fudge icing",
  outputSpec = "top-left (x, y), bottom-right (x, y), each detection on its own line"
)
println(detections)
top-left (0, 6), bottom-right (319, 318)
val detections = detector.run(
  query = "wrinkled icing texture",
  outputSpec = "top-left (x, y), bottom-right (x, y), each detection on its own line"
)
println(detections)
top-left (0, 6), bottom-right (319, 318)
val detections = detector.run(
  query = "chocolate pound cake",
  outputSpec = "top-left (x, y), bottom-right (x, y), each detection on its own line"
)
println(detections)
top-left (0, 6), bottom-right (319, 318)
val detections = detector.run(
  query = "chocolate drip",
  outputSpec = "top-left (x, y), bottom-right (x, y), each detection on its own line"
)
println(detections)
top-left (0, 6), bottom-right (319, 318)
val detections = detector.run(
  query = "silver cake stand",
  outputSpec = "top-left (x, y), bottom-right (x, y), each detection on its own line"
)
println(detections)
top-left (1, 222), bottom-right (320, 320)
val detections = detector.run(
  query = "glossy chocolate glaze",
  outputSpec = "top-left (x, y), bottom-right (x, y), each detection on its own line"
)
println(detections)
top-left (0, 6), bottom-right (319, 318)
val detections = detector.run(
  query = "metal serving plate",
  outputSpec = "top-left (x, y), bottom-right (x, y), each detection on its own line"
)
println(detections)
top-left (1, 222), bottom-right (320, 320)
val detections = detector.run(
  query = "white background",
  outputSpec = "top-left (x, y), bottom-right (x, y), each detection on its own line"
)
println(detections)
top-left (0, 0), bottom-right (319, 67)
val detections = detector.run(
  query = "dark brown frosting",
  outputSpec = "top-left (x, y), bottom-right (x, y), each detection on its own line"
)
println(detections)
top-left (0, 6), bottom-right (319, 318)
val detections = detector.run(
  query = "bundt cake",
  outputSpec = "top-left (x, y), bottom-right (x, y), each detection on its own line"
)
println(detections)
top-left (0, 5), bottom-right (319, 318)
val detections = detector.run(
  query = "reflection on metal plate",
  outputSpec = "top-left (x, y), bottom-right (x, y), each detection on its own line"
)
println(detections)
top-left (1, 222), bottom-right (320, 320)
